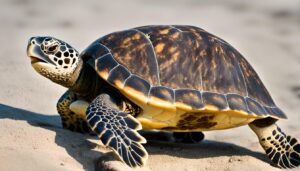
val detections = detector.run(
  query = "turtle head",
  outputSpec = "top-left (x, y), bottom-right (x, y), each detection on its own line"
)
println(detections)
top-left (27, 36), bottom-right (82, 87)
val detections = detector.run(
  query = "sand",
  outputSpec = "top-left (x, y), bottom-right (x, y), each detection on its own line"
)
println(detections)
top-left (0, 0), bottom-right (300, 170)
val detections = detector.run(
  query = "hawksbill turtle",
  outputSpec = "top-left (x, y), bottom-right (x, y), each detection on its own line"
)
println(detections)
top-left (26, 25), bottom-right (300, 168)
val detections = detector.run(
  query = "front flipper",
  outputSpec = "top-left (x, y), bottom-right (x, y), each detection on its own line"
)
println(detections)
top-left (86, 93), bottom-right (148, 167)
top-left (57, 90), bottom-right (91, 133)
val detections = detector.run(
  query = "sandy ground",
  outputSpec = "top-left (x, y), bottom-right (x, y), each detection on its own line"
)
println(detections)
top-left (0, 0), bottom-right (300, 170)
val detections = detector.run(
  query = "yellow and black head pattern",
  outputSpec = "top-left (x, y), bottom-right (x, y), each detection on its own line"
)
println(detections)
top-left (27, 36), bottom-right (80, 87)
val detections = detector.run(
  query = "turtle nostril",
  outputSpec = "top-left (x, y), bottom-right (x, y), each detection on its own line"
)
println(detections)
top-left (29, 36), bottom-right (44, 45)
top-left (28, 37), bottom-right (34, 45)
top-left (28, 37), bottom-right (39, 45)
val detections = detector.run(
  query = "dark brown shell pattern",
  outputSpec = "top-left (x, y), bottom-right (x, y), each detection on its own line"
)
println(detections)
top-left (81, 25), bottom-right (286, 119)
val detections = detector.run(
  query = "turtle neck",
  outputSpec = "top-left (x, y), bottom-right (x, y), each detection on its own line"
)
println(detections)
top-left (70, 62), bottom-right (105, 101)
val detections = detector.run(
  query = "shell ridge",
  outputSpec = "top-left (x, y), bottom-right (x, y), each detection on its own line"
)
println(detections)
top-left (96, 42), bottom-right (119, 67)
top-left (107, 64), bottom-right (120, 78)
top-left (235, 54), bottom-right (249, 97)
top-left (170, 25), bottom-right (205, 91)
top-left (191, 30), bottom-right (204, 91)
top-left (245, 96), bottom-right (274, 108)
top-left (98, 42), bottom-right (112, 53)
top-left (131, 28), bottom-right (161, 85)
top-left (146, 86), bottom-right (153, 103)
top-left (224, 94), bottom-right (230, 110)
top-left (260, 102), bottom-right (269, 115)
top-left (169, 25), bottom-right (183, 32)
top-left (98, 52), bottom-right (119, 69)
top-left (171, 88), bottom-right (176, 104)
top-left (198, 30), bottom-right (215, 92)
top-left (243, 96), bottom-right (251, 114)
top-left (199, 91), bottom-right (204, 105)
top-left (96, 52), bottom-right (111, 60)
top-left (123, 74), bottom-right (133, 88)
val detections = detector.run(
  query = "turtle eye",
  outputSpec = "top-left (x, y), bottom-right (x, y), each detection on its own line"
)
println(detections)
top-left (48, 44), bottom-right (58, 52)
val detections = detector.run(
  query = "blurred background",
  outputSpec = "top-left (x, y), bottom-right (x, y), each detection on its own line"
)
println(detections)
top-left (1, 0), bottom-right (300, 114)
top-left (0, 0), bottom-right (299, 170)
top-left (0, 0), bottom-right (300, 113)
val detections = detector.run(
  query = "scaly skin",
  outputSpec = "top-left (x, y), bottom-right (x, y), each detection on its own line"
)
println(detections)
top-left (57, 90), bottom-right (91, 133)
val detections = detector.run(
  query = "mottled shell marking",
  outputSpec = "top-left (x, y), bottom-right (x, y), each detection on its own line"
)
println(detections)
top-left (85, 25), bottom-right (287, 119)
top-left (98, 29), bottom-right (160, 86)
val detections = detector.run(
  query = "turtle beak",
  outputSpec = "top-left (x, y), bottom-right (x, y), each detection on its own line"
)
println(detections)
top-left (27, 37), bottom-right (56, 65)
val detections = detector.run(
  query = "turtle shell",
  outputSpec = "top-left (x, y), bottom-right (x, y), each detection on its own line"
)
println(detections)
top-left (81, 25), bottom-right (286, 120)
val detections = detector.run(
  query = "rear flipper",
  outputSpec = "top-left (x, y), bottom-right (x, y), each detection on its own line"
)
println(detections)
top-left (250, 122), bottom-right (300, 168)
top-left (86, 93), bottom-right (148, 167)
top-left (173, 132), bottom-right (205, 143)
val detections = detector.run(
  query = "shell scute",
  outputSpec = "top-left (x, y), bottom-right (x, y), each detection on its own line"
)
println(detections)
top-left (174, 89), bottom-right (204, 110)
top-left (85, 25), bottom-right (287, 119)
top-left (202, 92), bottom-right (228, 111)
top-left (148, 86), bottom-right (175, 109)
top-left (265, 107), bottom-right (287, 119)
top-left (81, 43), bottom-right (109, 62)
top-left (245, 97), bottom-right (266, 116)
top-left (98, 29), bottom-right (160, 86)
top-left (107, 65), bottom-right (131, 89)
top-left (95, 53), bottom-right (118, 79)
top-left (226, 94), bottom-right (248, 112)
top-left (123, 75), bottom-right (150, 104)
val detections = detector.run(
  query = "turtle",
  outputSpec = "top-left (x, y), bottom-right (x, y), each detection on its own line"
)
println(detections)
top-left (26, 25), bottom-right (300, 169)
